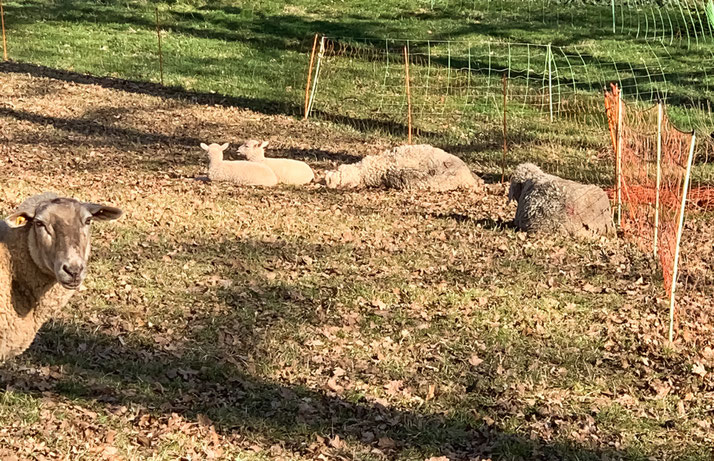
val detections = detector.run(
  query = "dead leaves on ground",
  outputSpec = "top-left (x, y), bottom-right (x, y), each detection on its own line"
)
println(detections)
top-left (1, 70), bottom-right (714, 460)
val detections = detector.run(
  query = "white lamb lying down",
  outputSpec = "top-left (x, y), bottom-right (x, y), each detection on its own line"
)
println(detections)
top-left (238, 140), bottom-right (315, 186)
top-left (325, 144), bottom-right (482, 191)
top-left (201, 142), bottom-right (278, 187)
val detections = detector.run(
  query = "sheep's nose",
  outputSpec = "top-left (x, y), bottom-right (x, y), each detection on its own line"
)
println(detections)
top-left (62, 263), bottom-right (84, 278)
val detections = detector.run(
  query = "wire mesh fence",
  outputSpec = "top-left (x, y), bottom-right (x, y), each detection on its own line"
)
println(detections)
top-left (309, 36), bottom-right (707, 183)
top-left (425, 0), bottom-right (714, 48)
top-left (1, 0), bottom-right (713, 188)
top-left (604, 84), bottom-right (700, 338)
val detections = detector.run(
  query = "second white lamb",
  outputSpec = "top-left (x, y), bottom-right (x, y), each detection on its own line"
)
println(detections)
top-left (239, 140), bottom-right (315, 185)
top-left (201, 142), bottom-right (278, 187)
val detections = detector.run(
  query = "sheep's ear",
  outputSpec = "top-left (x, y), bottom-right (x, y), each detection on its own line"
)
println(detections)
top-left (83, 203), bottom-right (123, 221)
top-left (200, 143), bottom-right (210, 151)
top-left (220, 143), bottom-right (229, 151)
top-left (5, 211), bottom-right (33, 228)
top-left (260, 141), bottom-right (269, 148)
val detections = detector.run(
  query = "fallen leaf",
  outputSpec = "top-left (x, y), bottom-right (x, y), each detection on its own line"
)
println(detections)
top-left (692, 362), bottom-right (707, 377)
top-left (102, 446), bottom-right (118, 457)
top-left (329, 435), bottom-right (344, 449)
top-left (197, 413), bottom-right (212, 427)
top-left (327, 376), bottom-right (344, 393)
top-left (426, 383), bottom-right (436, 401)
top-left (377, 436), bottom-right (396, 449)
top-left (468, 354), bottom-right (484, 367)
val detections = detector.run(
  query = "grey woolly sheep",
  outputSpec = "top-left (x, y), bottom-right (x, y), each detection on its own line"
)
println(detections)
top-left (201, 142), bottom-right (278, 186)
top-left (0, 192), bottom-right (122, 363)
top-left (508, 163), bottom-right (614, 237)
top-left (238, 140), bottom-right (315, 185)
top-left (325, 144), bottom-right (482, 191)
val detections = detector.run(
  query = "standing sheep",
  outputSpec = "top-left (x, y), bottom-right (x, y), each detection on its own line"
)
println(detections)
top-left (0, 192), bottom-right (122, 363)
top-left (325, 144), bottom-right (482, 191)
top-left (508, 163), bottom-right (614, 237)
top-left (201, 142), bottom-right (278, 187)
top-left (238, 140), bottom-right (315, 185)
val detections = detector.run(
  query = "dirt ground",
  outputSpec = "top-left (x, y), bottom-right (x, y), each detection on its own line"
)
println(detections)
top-left (1, 64), bottom-right (714, 460)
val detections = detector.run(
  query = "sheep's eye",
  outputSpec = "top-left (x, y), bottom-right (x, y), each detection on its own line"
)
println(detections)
top-left (84, 217), bottom-right (92, 226)
top-left (34, 221), bottom-right (47, 230)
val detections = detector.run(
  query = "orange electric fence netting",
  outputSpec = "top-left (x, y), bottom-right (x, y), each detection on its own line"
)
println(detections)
top-left (604, 84), bottom-right (695, 297)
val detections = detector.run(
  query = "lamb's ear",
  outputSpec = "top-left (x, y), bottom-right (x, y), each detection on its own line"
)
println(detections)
top-left (200, 143), bottom-right (210, 151)
top-left (260, 141), bottom-right (269, 148)
top-left (5, 211), bottom-right (33, 228)
top-left (220, 143), bottom-right (230, 151)
top-left (83, 203), bottom-right (123, 221)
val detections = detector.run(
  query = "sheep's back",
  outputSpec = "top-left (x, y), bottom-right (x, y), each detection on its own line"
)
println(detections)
top-left (209, 160), bottom-right (278, 186)
top-left (514, 173), bottom-right (613, 236)
top-left (383, 145), bottom-right (479, 190)
top-left (264, 158), bottom-right (314, 185)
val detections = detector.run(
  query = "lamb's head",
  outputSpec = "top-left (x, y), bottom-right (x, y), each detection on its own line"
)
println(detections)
top-left (238, 140), bottom-right (269, 161)
top-left (325, 164), bottom-right (362, 189)
top-left (5, 194), bottom-right (123, 289)
top-left (200, 142), bottom-right (230, 162)
top-left (508, 162), bottom-right (543, 202)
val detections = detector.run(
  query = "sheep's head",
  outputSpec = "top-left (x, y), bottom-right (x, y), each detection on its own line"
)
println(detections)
top-left (200, 142), bottom-right (230, 161)
top-left (325, 165), bottom-right (361, 189)
top-left (508, 162), bottom-right (543, 203)
top-left (5, 194), bottom-right (123, 290)
top-left (238, 140), bottom-right (269, 161)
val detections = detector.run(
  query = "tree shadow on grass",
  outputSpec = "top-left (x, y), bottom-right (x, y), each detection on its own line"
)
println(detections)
top-left (0, 233), bottom-right (693, 459)
top-left (0, 60), bottom-right (299, 116)
top-left (276, 147), bottom-right (362, 164)
top-left (0, 321), bottom-right (622, 461)
top-left (0, 106), bottom-right (203, 150)
top-left (430, 211), bottom-right (516, 231)
top-left (0, 61), bottom-right (439, 142)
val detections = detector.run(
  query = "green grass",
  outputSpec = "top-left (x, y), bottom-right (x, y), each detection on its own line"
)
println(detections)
top-left (4, 0), bottom-right (713, 186)
top-left (3, 2), bottom-right (714, 122)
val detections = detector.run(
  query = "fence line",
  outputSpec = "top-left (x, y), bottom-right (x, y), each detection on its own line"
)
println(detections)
top-left (424, 0), bottom-right (714, 49)
top-left (307, 34), bottom-right (714, 189)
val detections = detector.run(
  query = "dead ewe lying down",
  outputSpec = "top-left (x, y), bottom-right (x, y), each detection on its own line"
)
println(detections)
top-left (239, 140), bottom-right (315, 185)
top-left (508, 163), bottom-right (614, 237)
top-left (325, 144), bottom-right (482, 191)
top-left (0, 192), bottom-right (122, 363)
top-left (201, 142), bottom-right (278, 186)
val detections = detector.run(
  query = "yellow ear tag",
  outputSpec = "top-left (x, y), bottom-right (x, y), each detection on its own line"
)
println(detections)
top-left (14, 216), bottom-right (26, 226)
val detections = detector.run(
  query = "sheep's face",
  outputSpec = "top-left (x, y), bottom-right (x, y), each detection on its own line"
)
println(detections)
top-left (325, 166), bottom-right (361, 189)
top-left (238, 140), bottom-right (269, 161)
top-left (200, 142), bottom-right (229, 161)
top-left (508, 163), bottom-right (542, 202)
top-left (508, 181), bottom-right (523, 203)
top-left (324, 170), bottom-right (340, 188)
top-left (6, 198), bottom-right (123, 289)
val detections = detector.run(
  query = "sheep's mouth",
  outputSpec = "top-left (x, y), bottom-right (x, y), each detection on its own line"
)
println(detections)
top-left (60, 281), bottom-right (82, 290)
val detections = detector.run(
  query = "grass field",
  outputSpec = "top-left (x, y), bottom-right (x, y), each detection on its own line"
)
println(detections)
top-left (1, 0), bottom-right (714, 460)
top-left (4, 0), bottom-right (714, 180)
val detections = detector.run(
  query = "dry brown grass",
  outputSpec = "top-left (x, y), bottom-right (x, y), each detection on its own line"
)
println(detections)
top-left (0, 70), bottom-right (713, 460)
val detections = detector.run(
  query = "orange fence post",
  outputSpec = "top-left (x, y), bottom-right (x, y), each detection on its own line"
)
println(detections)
top-left (155, 8), bottom-right (164, 86)
top-left (304, 34), bottom-right (319, 119)
top-left (1, 0), bottom-right (8, 61)
top-left (502, 72), bottom-right (508, 183)
top-left (654, 102), bottom-right (663, 257)
top-left (404, 45), bottom-right (412, 144)
top-left (668, 132), bottom-right (696, 343)
top-left (616, 88), bottom-right (623, 227)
